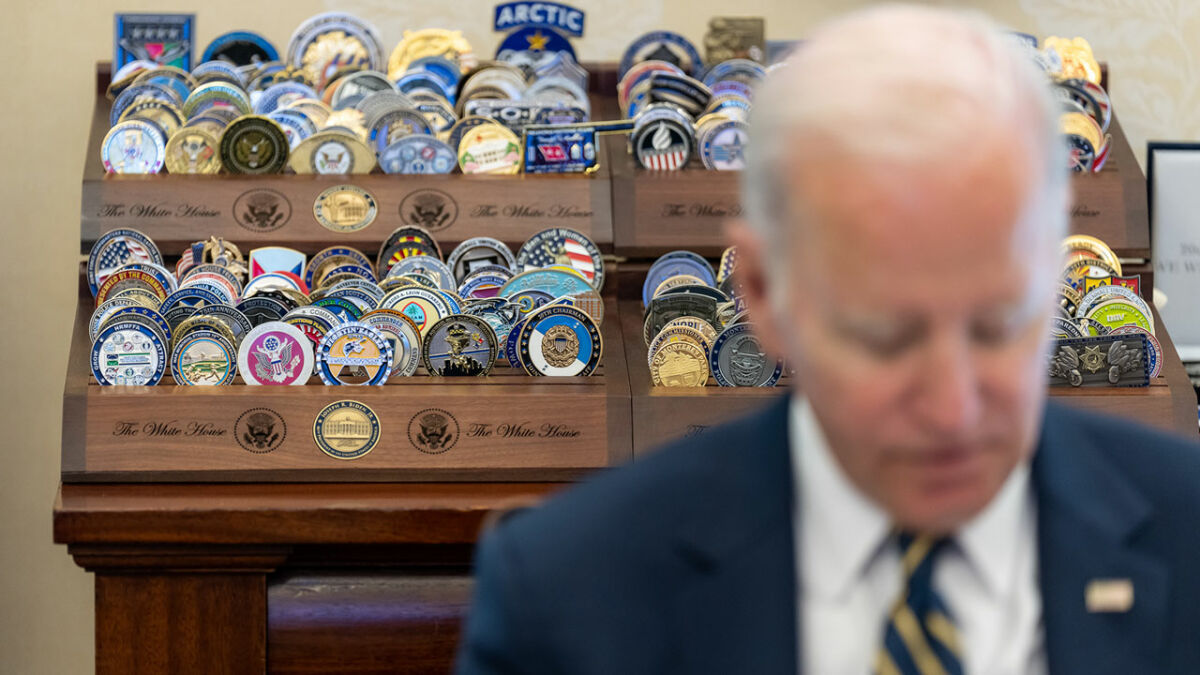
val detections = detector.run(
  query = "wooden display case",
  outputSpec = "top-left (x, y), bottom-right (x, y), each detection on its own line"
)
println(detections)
top-left (609, 114), bottom-right (1151, 261)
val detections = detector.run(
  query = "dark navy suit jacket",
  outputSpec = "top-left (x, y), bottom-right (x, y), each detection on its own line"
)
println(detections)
top-left (455, 397), bottom-right (1200, 674)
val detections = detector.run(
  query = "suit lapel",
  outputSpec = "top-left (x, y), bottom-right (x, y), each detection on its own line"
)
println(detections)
top-left (1034, 403), bottom-right (1169, 673)
top-left (667, 395), bottom-right (798, 675)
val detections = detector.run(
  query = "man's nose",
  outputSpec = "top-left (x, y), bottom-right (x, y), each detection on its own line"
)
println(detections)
top-left (914, 331), bottom-right (984, 436)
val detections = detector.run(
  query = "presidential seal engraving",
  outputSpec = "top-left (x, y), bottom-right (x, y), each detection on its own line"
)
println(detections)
top-left (233, 188), bottom-right (292, 232)
top-left (408, 407), bottom-right (459, 454)
top-left (399, 188), bottom-right (458, 231)
top-left (234, 407), bottom-right (286, 454)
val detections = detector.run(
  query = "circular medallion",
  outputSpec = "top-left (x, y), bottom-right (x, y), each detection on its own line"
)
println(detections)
top-left (219, 115), bottom-right (289, 174)
top-left (282, 307), bottom-right (339, 346)
top-left (1076, 284), bottom-right (1151, 319)
top-left (202, 31), bottom-right (279, 66)
top-left (289, 130), bottom-right (376, 174)
top-left (649, 339), bottom-right (709, 387)
top-left (90, 298), bottom-right (145, 341)
top-left (165, 125), bottom-right (222, 174)
top-left (315, 322), bottom-right (393, 385)
top-left (91, 320), bottom-right (167, 386)
top-left (313, 400), bottom-right (382, 460)
top-left (379, 134), bottom-right (457, 174)
top-left (700, 119), bottom-right (748, 171)
top-left (236, 296), bottom-right (290, 327)
top-left (1084, 300), bottom-right (1154, 335)
top-left (388, 28), bottom-right (474, 78)
top-left (313, 185), bottom-right (378, 233)
top-left (288, 13), bottom-right (384, 85)
top-left (1062, 234), bottom-right (1121, 275)
top-left (101, 120), bottom-right (166, 174)
top-left (619, 31), bottom-right (703, 78)
top-left (517, 305), bottom-right (602, 376)
top-left (421, 314), bottom-right (498, 376)
top-left (385, 254), bottom-right (454, 290)
top-left (170, 329), bottom-right (237, 385)
top-left (457, 122), bottom-right (521, 174)
top-left (1051, 316), bottom-right (1085, 339)
top-left (379, 287), bottom-right (453, 336)
top-left (709, 323), bottom-right (782, 387)
top-left (515, 228), bottom-right (605, 290)
top-left (101, 305), bottom-right (173, 344)
top-left (360, 309), bottom-right (422, 377)
top-left (238, 321), bottom-right (314, 385)
top-left (95, 268), bottom-right (170, 306)
top-left (448, 237), bottom-right (515, 282)
top-left (633, 119), bottom-right (692, 170)
top-left (499, 269), bottom-right (594, 299)
top-left (87, 228), bottom-right (163, 296)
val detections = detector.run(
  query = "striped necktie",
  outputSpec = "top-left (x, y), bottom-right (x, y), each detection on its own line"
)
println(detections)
top-left (874, 533), bottom-right (964, 675)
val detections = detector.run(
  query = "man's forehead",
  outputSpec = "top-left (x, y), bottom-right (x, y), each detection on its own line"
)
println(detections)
top-left (786, 128), bottom-right (1036, 258)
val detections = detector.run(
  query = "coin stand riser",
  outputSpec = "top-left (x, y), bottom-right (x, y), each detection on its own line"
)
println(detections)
top-left (83, 62), bottom-right (616, 258)
top-left (608, 86), bottom-right (1152, 263)
top-left (66, 257), bottom-right (631, 481)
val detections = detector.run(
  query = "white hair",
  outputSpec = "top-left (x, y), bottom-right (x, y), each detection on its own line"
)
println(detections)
top-left (742, 4), bottom-right (1068, 274)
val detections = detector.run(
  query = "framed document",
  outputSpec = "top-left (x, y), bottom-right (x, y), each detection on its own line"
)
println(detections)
top-left (1148, 142), bottom-right (1200, 361)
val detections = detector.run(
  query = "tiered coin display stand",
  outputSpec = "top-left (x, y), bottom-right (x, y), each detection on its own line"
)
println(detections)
top-left (66, 63), bottom-right (631, 482)
top-left (64, 63), bottom-right (1196, 482)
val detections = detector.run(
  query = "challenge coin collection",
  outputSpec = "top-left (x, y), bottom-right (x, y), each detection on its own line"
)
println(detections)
top-left (617, 32), bottom-right (1117, 173)
top-left (103, 13), bottom-right (590, 176)
top-left (617, 31), bottom-right (761, 172)
top-left (87, 226), bottom-right (605, 386)
top-left (641, 248), bottom-right (782, 387)
top-left (1053, 234), bottom-right (1159, 383)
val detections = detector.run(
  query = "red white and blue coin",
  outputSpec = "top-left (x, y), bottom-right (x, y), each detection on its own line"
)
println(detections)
top-left (88, 228), bottom-right (163, 296)
top-left (515, 227), bottom-right (604, 290)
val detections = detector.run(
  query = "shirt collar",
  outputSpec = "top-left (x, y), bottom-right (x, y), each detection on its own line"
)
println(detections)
top-left (791, 395), bottom-right (1034, 600)
top-left (791, 396), bottom-right (891, 600)
top-left (956, 457), bottom-right (1033, 598)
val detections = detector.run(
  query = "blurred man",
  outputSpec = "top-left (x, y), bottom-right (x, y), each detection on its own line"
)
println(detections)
top-left (457, 5), bottom-right (1200, 674)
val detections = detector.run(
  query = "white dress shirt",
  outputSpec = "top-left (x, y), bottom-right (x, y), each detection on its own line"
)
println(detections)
top-left (790, 397), bottom-right (1047, 675)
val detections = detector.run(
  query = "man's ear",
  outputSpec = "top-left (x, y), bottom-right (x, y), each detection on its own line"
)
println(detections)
top-left (724, 218), bottom-right (788, 362)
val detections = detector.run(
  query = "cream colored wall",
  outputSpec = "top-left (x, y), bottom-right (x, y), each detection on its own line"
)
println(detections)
top-left (1, 0), bottom-right (1193, 672)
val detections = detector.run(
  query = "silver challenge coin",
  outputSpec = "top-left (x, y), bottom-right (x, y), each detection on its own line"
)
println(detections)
top-left (447, 237), bottom-right (517, 283)
top-left (709, 323), bottom-right (781, 387)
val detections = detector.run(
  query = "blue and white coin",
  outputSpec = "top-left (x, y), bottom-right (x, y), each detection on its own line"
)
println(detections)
top-left (91, 320), bottom-right (167, 386)
top-left (517, 304), bottom-right (602, 376)
top-left (379, 134), bottom-right (457, 174)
